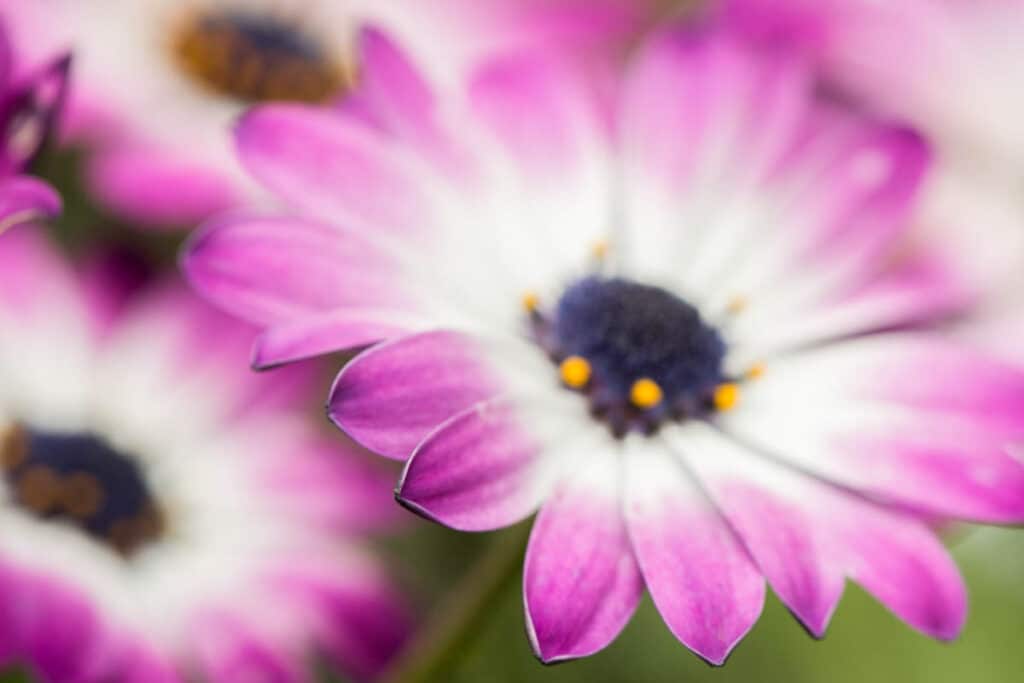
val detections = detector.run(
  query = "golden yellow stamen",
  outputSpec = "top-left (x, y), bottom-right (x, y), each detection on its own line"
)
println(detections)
top-left (726, 296), bottom-right (748, 316)
top-left (1, 424), bottom-right (27, 471)
top-left (61, 472), bottom-right (105, 519)
top-left (745, 363), bottom-right (766, 381)
top-left (559, 356), bottom-right (592, 389)
top-left (17, 466), bottom-right (61, 514)
top-left (713, 383), bottom-right (741, 412)
top-left (522, 291), bottom-right (540, 313)
top-left (592, 240), bottom-right (609, 260)
top-left (630, 378), bottom-right (663, 409)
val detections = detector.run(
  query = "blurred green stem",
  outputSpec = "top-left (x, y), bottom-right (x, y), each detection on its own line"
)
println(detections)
top-left (379, 521), bottom-right (532, 683)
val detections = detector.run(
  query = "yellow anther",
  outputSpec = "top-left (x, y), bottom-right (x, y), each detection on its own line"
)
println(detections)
top-left (726, 296), bottom-right (748, 315)
top-left (745, 363), bottom-right (766, 381)
top-left (559, 356), bottom-right (592, 389)
top-left (630, 378), bottom-right (663, 409)
top-left (713, 383), bottom-right (741, 412)
top-left (592, 240), bottom-right (609, 260)
top-left (522, 291), bottom-right (540, 313)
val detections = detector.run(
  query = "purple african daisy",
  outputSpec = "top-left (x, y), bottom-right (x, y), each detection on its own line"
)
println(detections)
top-left (0, 21), bottom-right (66, 234)
top-left (186, 28), bottom-right (1024, 664)
top-left (0, 0), bottom-right (653, 227)
top-left (0, 226), bottom-right (409, 682)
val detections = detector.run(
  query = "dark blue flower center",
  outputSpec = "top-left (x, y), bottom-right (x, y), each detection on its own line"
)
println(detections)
top-left (173, 11), bottom-right (348, 103)
top-left (531, 276), bottom-right (730, 436)
top-left (2, 426), bottom-right (164, 557)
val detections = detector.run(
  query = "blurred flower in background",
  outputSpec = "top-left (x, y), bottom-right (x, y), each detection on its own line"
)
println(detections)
top-left (719, 0), bottom-right (1024, 301)
top-left (0, 227), bottom-right (409, 682)
top-left (185, 22), bottom-right (1024, 666)
top-left (0, 21), bottom-right (67, 233)
top-left (0, 0), bottom-right (659, 229)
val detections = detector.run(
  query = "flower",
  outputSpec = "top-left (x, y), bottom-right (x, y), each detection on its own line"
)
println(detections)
top-left (720, 0), bottom-right (1024, 292)
top-left (0, 21), bottom-right (67, 234)
top-left (185, 28), bottom-right (1024, 664)
top-left (0, 0), bottom-right (655, 227)
top-left (0, 226), bottom-right (409, 682)
top-left (722, 0), bottom-right (1024, 172)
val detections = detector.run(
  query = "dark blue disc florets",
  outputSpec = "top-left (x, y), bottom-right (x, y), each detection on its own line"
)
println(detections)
top-left (2, 427), bottom-right (163, 556)
top-left (554, 276), bottom-right (727, 408)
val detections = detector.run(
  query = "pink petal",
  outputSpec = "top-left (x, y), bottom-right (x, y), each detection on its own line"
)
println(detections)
top-left (469, 51), bottom-right (606, 177)
top-left (397, 397), bottom-right (585, 531)
top-left (235, 104), bottom-right (432, 237)
top-left (252, 311), bottom-right (412, 369)
top-left (524, 449), bottom-right (643, 663)
top-left (329, 331), bottom-right (508, 460)
top-left (278, 562), bottom-right (412, 682)
top-left (676, 422), bottom-right (967, 640)
top-left (184, 212), bottom-right (415, 328)
top-left (721, 335), bottom-right (1024, 523)
top-left (261, 436), bottom-right (405, 534)
top-left (675, 424), bottom-right (845, 637)
top-left (0, 222), bottom-right (80, 319)
top-left (0, 176), bottom-right (60, 231)
top-left (86, 147), bottom-right (237, 227)
top-left (623, 440), bottom-right (765, 665)
top-left (192, 615), bottom-right (305, 683)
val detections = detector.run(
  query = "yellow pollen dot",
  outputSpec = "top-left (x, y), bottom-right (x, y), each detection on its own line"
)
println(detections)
top-left (745, 363), bottom-right (766, 381)
top-left (592, 240), bottom-right (609, 260)
top-left (1, 424), bottom-right (27, 471)
top-left (630, 378), bottom-right (663, 409)
top-left (713, 383), bottom-right (741, 412)
top-left (559, 356), bottom-right (592, 389)
top-left (727, 296), bottom-right (748, 315)
top-left (61, 472), bottom-right (105, 520)
top-left (522, 291), bottom-right (540, 312)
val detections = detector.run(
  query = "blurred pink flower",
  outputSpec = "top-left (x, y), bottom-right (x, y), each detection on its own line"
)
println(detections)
top-left (721, 0), bottom-right (1024, 294)
top-left (185, 27), bottom-right (1024, 663)
top-left (0, 21), bottom-right (66, 233)
top-left (0, 0), bottom-right (656, 228)
top-left (0, 227), bottom-right (409, 682)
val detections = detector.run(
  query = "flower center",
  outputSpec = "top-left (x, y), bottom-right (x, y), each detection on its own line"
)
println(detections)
top-left (529, 276), bottom-right (740, 437)
top-left (1, 425), bottom-right (164, 557)
top-left (172, 10), bottom-right (350, 103)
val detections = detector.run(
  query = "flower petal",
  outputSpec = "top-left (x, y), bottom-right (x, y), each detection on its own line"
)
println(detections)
top-left (671, 423), bottom-right (845, 637)
top-left (235, 103), bottom-right (431, 237)
top-left (0, 177), bottom-right (60, 232)
top-left (277, 555), bottom-right (412, 682)
top-left (86, 147), bottom-right (236, 227)
top-left (329, 331), bottom-right (514, 460)
top-left (468, 51), bottom-right (607, 177)
top-left (192, 615), bottom-right (305, 683)
top-left (524, 447), bottom-right (643, 663)
top-left (397, 394), bottom-right (592, 531)
top-left (252, 310), bottom-right (414, 369)
top-left (623, 437), bottom-right (765, 665)
top-left (184, 212), bottom-right (417, 328)
top-left (353, 26), bottom-right (468, 174)
top-left (674, 422), bottom-right (966, 640)
top-left (720, 335), bottom-right (1024, 523)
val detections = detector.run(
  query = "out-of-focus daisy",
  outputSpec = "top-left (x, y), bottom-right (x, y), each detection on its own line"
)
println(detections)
top-left (185, 28), bottom-right (1024, 664)
top-left (0, 226), bottom-right (409, 682)
top-left (0, 0), bottom-right (656, 227)
top-left (0, 21), bottom-right (67, 233)
top-left (720, 0), bottom-right (1024, 290)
